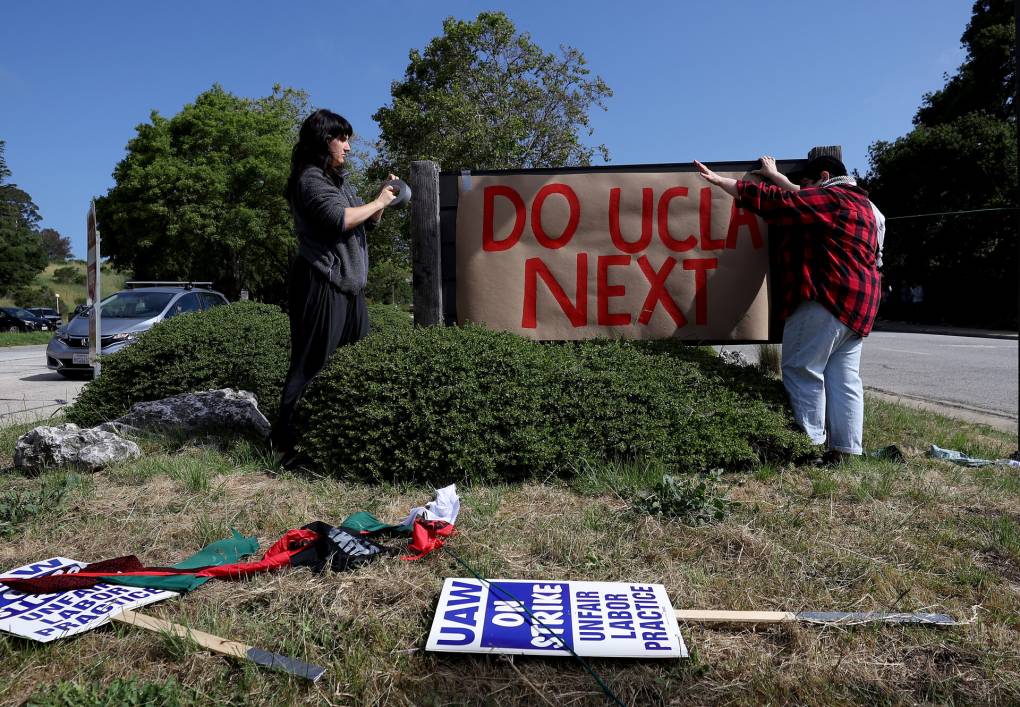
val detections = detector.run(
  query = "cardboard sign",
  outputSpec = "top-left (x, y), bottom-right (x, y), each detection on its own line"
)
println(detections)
top-left (455, 170), bottom-right (769, 341)
top-left (0, 557), bottom-right (176, 642)
top-left (426, 578), bottom-right (687, 659)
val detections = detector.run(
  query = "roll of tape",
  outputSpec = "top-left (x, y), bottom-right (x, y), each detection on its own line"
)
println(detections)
top-left (383, 179), bottom-right (412, 208)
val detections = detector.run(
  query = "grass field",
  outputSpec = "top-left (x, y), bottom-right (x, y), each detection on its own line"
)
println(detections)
top-left (0, 331), bottom-right (53, 347)
top-left (0, 261), bottom-right (131, 314)
top-left (1, 397), bottom-right (1017, 706)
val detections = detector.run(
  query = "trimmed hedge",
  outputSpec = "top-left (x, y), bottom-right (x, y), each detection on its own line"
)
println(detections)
top-left (366, 301), bottom-right (413, 335)
top-left (66, 302), bottom-right (291, 427)
top-left (65, 301), bottom-right (412, 427)
top-left (298, 325), bottom-right (813, 483)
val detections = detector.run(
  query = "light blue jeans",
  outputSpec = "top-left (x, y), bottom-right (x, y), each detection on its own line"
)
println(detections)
top-left (781, 301), bottom-right (864, 454)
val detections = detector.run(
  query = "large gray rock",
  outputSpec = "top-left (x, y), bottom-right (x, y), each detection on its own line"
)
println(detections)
top-left (110, 388), bottom-right (271, 439)
top-left (14, 424), bottom-right (142, 472)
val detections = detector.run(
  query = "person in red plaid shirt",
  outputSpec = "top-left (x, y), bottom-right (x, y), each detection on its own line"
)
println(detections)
top-left (695, 155), bottom-right (881, 463)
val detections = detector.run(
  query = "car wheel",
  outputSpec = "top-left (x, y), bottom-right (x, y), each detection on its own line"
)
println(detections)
top-left (6, 325), bottom-right (19, 333)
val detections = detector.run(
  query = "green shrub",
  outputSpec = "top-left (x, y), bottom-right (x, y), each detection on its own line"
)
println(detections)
top-left (633, 471), bottom-right (733, 524)
top-left (53, 265), bottom-right (86, 284)
top-left (366, 301), bottom-right (412, 335)
top-left (66, 301), bottom-right (291, 427)
top-left (12, 284), bottom-right (57, 308)
top-left (298, 325), bottom-right (812, 483)
top-left (65, 300), bottom-right (415, 428)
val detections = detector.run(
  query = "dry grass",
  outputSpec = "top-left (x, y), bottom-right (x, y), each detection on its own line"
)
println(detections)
top-left (755, 343), bottom-right (783, 378)
top-left (0, 398), bottom-right (1018, 706)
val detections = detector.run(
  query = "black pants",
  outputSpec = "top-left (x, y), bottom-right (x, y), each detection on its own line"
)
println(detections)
top-left (271, 257), bottom-right (370, 452)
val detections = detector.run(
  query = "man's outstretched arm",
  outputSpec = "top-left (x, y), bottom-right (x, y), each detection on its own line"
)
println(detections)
top-left (694, 160), bottom-right (738, 197)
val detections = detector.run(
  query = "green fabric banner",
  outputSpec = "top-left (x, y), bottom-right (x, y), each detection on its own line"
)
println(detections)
top-left (341, 511), bottom-right (411, 536)
top-left (99, 530), bottom-right (259, 593)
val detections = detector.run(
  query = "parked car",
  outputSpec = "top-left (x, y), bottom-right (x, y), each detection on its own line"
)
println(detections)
top-left (0, 306), bottom-right (51, 333)
top-left (27, 307), bottom-right (63, 328)
top-left (47, 283), bottom-right (229, 378)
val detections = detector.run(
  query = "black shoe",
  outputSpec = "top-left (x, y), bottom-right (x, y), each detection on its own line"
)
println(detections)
top-left (820, 449), bottom-right (860, 467)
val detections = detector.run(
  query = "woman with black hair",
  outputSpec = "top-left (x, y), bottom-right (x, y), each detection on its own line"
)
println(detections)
top-left (271, 109), bottom-right (398, 463)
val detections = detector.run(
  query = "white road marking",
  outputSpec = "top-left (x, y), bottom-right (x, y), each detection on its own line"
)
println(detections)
top-left (870, 347), bottom-right (932, 356)
top-left (939, 344), bottom-right (1001, 348)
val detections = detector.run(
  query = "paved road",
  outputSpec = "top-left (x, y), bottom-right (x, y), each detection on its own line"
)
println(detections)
top-left (721, 331), bottom-right (1018, 432)
top-left (0, 345), bottom-right (87, 426)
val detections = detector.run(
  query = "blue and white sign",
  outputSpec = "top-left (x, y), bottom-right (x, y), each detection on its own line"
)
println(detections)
top-left (427, 578), bottom-right (687, 658)
top-left (0, 557), bottom-right (177, 642)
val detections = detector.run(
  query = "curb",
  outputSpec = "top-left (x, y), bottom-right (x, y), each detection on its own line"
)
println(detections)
top-left (872, 321), bottom-right (1018, 340)
top-left (865, 388), bottom-right (1018, 434)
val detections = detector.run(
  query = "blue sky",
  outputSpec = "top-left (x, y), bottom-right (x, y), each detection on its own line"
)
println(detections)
top-left (1, 1), bottom-right (972, 257)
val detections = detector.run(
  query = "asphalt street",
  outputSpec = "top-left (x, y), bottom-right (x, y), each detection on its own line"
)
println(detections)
top-left (721, 330), bottom-right (1018, 433)
top-left (1, 331), bottom-right (1017, 432)
top-left (0, 345), bottom-right (87, 426)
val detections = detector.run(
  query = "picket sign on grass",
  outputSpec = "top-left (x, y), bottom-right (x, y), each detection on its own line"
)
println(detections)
top-left (427, 578), bottom-right (688, 658)
top-left (0, 557), bottom-right (325, 682)
top-left (424, 576), bottom-right (957, 661)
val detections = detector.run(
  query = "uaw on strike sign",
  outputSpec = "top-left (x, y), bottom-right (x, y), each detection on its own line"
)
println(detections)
top-left (455, 167), bottom-right (770, 341)
top-left (427, 578), bottom-right (687, 659)
top-left (1, 557), bottom-right (175, 642)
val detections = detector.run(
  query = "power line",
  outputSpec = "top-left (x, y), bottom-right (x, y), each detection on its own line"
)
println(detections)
top-left (885, 205), bottom-right (1020, 219)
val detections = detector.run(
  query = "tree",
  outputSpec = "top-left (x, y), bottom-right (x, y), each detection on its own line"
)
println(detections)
top-left (39, 228), bottom-right (72, 260)
top-left (866, 0), bottom-right (1016, 327)
top-left (368, 12), bottom-right (612, 280)
top-left (365, 259), bottom-right (412, 305)
top-left (373, 11), bottom-right (612, 174)
top-left (915, 0), bottom-right (1014, 127)
top-left (0, 140), bottom-right (48, 297)
top-left (96, 85), bottom-right (306, 302)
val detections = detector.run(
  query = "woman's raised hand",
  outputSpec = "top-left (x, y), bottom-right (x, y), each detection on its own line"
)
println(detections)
top-left (375, 181), bottom-right (398, 208)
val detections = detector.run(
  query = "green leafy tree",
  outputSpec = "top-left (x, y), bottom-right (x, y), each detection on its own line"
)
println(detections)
top-left (369, 11), bottom-right (612, 277)
top-left (866, 0), bottom-right (1016, 327)
top-left (0, 140), bottom-right (48, 297)
top-left (373, 11), bottom-right (612, 173)
top-left (365, 259), bottom-right (412, 305)
top-left (39, 228), bottom-right (72, 261)
top-left (915, 0), bottom-right (1014, 126)
top-left (95, 85), bottom-right (307, 302)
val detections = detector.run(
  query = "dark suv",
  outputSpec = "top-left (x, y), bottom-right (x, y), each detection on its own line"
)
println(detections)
top-left (27, 307), bottom-right (63, 328)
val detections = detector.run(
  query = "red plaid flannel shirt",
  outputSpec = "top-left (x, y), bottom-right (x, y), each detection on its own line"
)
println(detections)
top-left (736, 180), bottom-right (881, 336)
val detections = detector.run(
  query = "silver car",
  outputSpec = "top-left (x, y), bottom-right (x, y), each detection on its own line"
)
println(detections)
top-left (47, 284), bottom-right (229, 378)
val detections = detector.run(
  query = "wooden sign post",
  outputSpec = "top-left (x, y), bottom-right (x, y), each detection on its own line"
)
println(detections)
top-left (86, 200), bottom-right (102, 377)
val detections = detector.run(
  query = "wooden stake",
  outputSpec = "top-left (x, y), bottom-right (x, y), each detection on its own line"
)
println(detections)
top-left (673, 610), bottom-right (797, 624)
top-left (112, 609), bottom-right (326, 682)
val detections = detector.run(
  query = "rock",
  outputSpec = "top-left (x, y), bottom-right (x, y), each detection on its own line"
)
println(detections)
top-left (14, 424), bottom-right (142, 472)
top-left (719, 350), bottom-right (752, 367)
top-left (95, 421), bottom-right (141, 436)
top-left (111, 388), bottom-right (271, 439)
